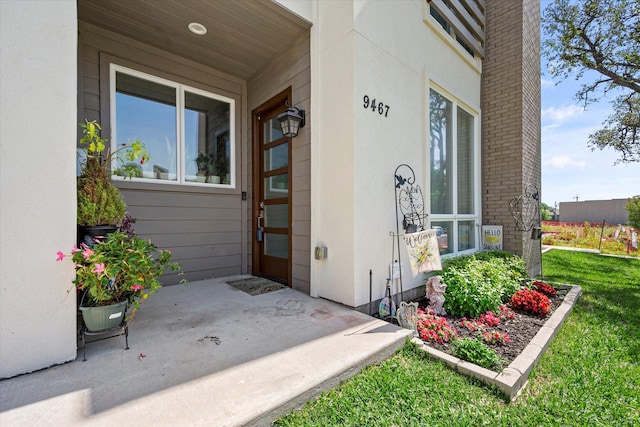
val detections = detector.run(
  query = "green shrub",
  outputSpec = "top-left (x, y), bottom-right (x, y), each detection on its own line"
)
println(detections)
top-left (77, 177), bottom-right (126, 226)
top-left (441, 262), bottom-right (502, 318)
top-left (501, 255), bottom-right (529, 284)
top-left (442, 250), bottom-right (526, 275)
top-left (440, 252), bottom-right (528, 317)
top-left (452, 337), bottom-right (502, 369)
top-left (626, 195), bottom-right (640, 230)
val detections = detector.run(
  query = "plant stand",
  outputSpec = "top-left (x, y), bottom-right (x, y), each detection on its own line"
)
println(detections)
top-left (391, 164), bottom-right (428, 305)
top-left (79, 320), bottom-right (129, 362)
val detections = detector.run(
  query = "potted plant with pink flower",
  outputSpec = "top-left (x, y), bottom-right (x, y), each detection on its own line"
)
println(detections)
top-left (58, 230), bottom-right (184, 331)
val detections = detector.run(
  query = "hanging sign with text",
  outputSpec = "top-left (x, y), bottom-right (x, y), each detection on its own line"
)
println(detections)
top-left (403, 229), bottom-right (442, 276)
top-left (482, 225), bottom-right (503, 251)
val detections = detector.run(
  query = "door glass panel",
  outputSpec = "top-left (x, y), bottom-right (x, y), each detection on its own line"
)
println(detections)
top-left (263, 118), bottom-right (283, 144)
top-left (256, 98), bottom-right (291, 283)
top-left (264, 233), bottom-right (288, 258)
top-left (115, 72), bottom-right (177, 181)
top-left (265, 204), bottom-right (288, 228)
top-left (264, 143), bottom-right (288, 171)
top-left (264, 173), bottom-right (288, 199)
top-left (431, 221), bottom-right (452, 255)
top-left (458, 220), bottom-right (475, 251)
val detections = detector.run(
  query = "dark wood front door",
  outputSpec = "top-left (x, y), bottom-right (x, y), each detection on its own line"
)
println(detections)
top-left (252, 89), bottom-right (292, 284)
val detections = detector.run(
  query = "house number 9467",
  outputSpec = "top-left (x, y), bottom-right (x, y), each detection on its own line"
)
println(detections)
top-left (363, 95), bottom-right (390, 117)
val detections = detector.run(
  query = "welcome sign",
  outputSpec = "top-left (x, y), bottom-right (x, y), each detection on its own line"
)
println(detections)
top-left (482, 225), bottom-right (503, 250)
top-left (404, 229), bottom-right (442, 276)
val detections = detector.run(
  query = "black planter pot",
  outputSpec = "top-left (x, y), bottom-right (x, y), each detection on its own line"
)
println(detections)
top-left (78, 225), bottom-right (118, 247)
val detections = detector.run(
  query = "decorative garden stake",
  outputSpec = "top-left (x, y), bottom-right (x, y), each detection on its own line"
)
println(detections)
top-left (392, 163), bottom-right (429, 301)
top-left (396, 301), bottom-right (419, 336)
top-left (508, 184), bottom-right (542, 239)
top-left (394, 164), bottom-right (426, 233)
top-left (425, 275), bottom-right (447, 315)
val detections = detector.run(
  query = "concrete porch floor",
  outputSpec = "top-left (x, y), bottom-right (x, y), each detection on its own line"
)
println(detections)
top-left (0, 276), bottom-right (411, 426)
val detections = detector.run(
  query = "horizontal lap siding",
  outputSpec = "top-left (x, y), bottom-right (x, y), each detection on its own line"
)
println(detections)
top-left (79, 22), bottom-right (246, 285)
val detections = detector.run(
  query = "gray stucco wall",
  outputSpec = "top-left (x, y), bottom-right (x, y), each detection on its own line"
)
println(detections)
top-left (559, 199), bottom-right (630, 225)
top-left (1, 0), bottom-right (78, 378)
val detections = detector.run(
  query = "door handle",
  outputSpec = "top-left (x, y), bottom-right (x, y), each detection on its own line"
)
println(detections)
top-left (256, 212), bottom-right (264, 242)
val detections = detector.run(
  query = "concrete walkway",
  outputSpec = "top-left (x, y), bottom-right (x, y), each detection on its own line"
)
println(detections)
top-left (0, 277), bottom-right (411, 426)
top-left (541, 244), bottom-right (599, 254)
top-left (542, 244), bottom-right (639, 259)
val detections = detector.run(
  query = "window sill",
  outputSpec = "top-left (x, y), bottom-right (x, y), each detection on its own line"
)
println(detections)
top-left (114, 178), bottom-right (239, 195)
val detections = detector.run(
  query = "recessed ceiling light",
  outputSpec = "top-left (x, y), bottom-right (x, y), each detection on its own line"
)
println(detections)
top-left (188, 22), bottom-right (207, 36)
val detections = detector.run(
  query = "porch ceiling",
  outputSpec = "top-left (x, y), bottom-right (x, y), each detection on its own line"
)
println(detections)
top-left (77, 0), bottom-right (311, 80)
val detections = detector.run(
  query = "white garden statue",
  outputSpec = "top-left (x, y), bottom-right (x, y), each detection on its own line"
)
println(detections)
top-left (426, 275), bottom-right (447, 315)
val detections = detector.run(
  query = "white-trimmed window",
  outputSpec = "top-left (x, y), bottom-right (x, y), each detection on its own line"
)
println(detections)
top-left (110, 64), bottom-right (235, 187)
top-left (429, 87), bottom-right (479, 256)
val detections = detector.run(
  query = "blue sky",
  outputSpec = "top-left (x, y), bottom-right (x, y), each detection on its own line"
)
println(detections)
top-left (540, 0), bottom-right (639, 208)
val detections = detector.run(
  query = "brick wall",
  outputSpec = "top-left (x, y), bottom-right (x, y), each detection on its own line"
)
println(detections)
top-left (482, 0), bottom-right (541, 276)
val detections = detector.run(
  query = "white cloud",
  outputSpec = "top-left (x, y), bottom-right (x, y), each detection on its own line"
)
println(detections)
top-left (545, 155), bottom-right (587, 169)
top-left (542, 105), bottom-right (584, 123)
top-left (541, 78), bottom-right (554, 88)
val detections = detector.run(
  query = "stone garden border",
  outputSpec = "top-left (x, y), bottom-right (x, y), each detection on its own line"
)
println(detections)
top-left (410, 284), bottom-right (582, 401)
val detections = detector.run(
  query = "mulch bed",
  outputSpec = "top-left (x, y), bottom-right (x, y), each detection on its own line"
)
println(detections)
top-left (410, 291), bottom-right (566, 364)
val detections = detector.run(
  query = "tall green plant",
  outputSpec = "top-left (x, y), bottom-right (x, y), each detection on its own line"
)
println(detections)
top-left (440, 252), bottom-right (528, 317)
top-left (79, 120), bottom-right (149, 179)
top-left (626, 195), bottom-right (640, 230)
top-left (441, 262), bottom-right (502, 318)
top-left (76, 120), bottom-right (149, 226)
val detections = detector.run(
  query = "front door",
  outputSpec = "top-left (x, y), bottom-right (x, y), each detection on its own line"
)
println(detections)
top-left (252, 89), bottom-right (292, 284)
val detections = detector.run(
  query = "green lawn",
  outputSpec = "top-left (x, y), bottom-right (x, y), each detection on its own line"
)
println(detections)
top-left (275, 250), bottom-right (640, 426)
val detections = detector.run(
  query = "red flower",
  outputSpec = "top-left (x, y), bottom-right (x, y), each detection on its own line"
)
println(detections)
top-left (510, 289), bottom-right (551, 317)
top-left (481, 331), bottom-right (510, 345)
top-left (478, 311), bottom-right (501, 327)
top-left (532, 281), bottom-right (557, 297)
top-left (417, 309), bottom-right (458, 343)
top-left (499, 305), bottom-right (515, 320)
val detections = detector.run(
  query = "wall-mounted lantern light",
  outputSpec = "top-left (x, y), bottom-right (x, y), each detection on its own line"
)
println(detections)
top-left (531, 227), bottom-right (542, 240)
top-left (277, 103), bottom-right (306, 138)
